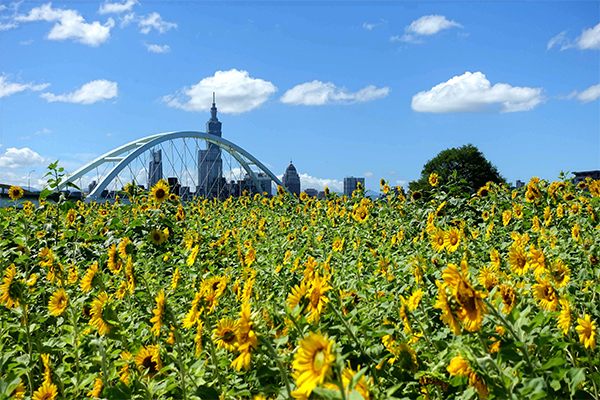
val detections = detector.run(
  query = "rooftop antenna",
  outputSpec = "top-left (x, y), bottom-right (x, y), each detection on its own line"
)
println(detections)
top-left (213, 92), bottom-right (215, 104)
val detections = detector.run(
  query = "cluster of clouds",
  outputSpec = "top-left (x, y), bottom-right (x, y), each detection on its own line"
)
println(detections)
top-left (0, 147), bottom-right (47, 169)
top-left (2, 1), bottom-right (174, 51)
top-left (547, 23), bottom-right (600, 51)
top-left (1, 75), bottom-right (118, 104)
top-left (162, 69), bottom-right (390, 114)
top-left (390, 15), bottom-right (463, 43)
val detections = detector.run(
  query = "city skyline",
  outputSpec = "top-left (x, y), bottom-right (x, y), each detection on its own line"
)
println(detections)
top-left (1, 1), bottom-right (598, 193)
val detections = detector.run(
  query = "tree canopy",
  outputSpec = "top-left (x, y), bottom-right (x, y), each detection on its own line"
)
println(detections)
top-left (409, 144), bottom-right (507, 194)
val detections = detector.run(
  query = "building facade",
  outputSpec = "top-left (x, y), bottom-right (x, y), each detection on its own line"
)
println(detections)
top-left (344, 176), bottom-right (365, 197)
top-left (282, 161), bottom-right (301, 195)
top-left (572, 170), bottom-right (600, 185)
top-left (198, 94), bottom-right (224, 198)
top-left (148, 149), bottom-right (163, 189)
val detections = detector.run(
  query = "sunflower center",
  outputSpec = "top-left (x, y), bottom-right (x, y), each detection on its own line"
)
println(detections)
top-left (153, 233), bottom-right (161, 241)
top-left (156, 189), bottom-right (166, 199)
top-left (222, 329), bottom-right (236, 344)
top-left (310, 288), bottom-right (321, 308)
top-left (142, 356), bottom-right (158, 373)
top-left (450, 237), bottom-right (458, 246)
top-left (517, 257), bottom-right (525, 268)
top-left (313, 349), bottom-right (326, 372)
top-left (437, 237), bottom-right (444, 246)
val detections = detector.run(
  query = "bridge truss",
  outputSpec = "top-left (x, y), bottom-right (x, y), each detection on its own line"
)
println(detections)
top-left (58, 131), bottom-right (286, 202)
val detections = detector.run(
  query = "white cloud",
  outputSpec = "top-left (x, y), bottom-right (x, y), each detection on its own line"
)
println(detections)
top-left (0, 76), bottom-right (49, 98)
top-left (99, 0), bottom-right (138, 15)
top-left (144, 42), bottom-right (170, 53)
top-left (392, 15), bottom-right (462, 43)
top-left (395, 180), bottom-right (408, 187)
top-left (299, 173), bottom-right (343, 193)
top-left (35, 128), bottom-right (52, 135)
top-left (363, 20), bottom-right (385, 31)
top-left (411, 71), bottom-right (543, 113)
top-left (121, 12), bottom-right (135, 27)
top-left (19, 38), bottom-right (33, 45)
top-left (548, 23), bottom-right (600, 51)
top-left (388, 171), bottom-right (398, 176)
top-left (162, 69), bottom-right (277, 114)
top-left (280, 80), bottom-right (389, 106)
top-left (577, 23), bottom-right (600, 50)
top-left (0, 21), bottom-right (18, 30)
top-left (40, 79), bottom-right (118, 104)
top-left (15, 3), bottom-right (114, 46)
top-left (576, 83), bottom-right (600, 103)
top-left (138, 12), bottom-right (176, 34)
top-left (0, 147), bottom-right (46, 168)
top-left (363, 171), bottom-right (374, 178)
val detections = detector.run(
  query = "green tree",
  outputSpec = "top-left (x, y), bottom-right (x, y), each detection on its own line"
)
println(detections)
top-left (409, 144), bottom-right (507, 194)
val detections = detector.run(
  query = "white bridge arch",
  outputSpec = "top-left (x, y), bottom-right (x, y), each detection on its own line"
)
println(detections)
top-left (59, 131), bottom-right (286, 202)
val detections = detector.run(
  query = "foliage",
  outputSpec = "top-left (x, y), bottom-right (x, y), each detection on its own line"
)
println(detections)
top-left (409, 144), bottom-right (507, 195)
top-left (1, 163), bottom-right (599, 400)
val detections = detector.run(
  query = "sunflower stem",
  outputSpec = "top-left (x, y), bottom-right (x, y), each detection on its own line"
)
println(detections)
top-left (69, 303), bottom-right (81, 397)
top-left (584, 347), bottom-right (599, 400)
top-left (206, 323), bottom-right (225, 395)
top-left (336, 362), bottom-right (347, 400)
top-left (261, 337), bottom-right (292, 399)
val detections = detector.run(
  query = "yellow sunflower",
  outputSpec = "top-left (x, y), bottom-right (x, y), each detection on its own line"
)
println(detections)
top-left (213, 318), bottom-right (239, 351)
top-left (434, 281), bottom-right (461, 335)
top-left (150, 180), bottom-right (170, 204)
top-left (32, 381), bottom-right (58, 400)
top-left (65, 209), bottom-right (77, 226)
top-left (429, 173), bottom-right (439, 187)
top-left (0, 264), bottom-right (21, 309)
top-left (508, 245), bottom-right (529, 276)
top-left (107, 244), bottom-right (122, 274)
top-left (135, 344), bottom-right (162, 378)
top-left (549, 258), bottom-right (570, 288)
top-left (499, 284), bottom-right (516, 314)
top-left (306, 273), bottom-right (332, 323)
top-left (502, 210), bottom-right (511, 226)
top-left (332, 237), bottom-right (344, 252)
top-left (352, 205), bottom-right (369, 223)
top-left (80, 262), bottom-right (99, 293)
top-left (150, 229), bottom-right (166, 245)
top-left (430, 228), bottom-right (446, 252)
top-left (8, 186), bottom-right (24, 200)
top-left (532, 279), bottom-right (558, 311)
top-left (447, 356), bottom-right (489, 399)
top-left (292, 332), bottom-right (336, 398)
top-left (478, 266), bottom-right (498, 292)
top-left (187, 244), bottom-right (200, 266)
top-left (118, 237), bottom-right (132, 259)
top-left (89, 292), bottom-right (111, 335)
top-left (557, 299), bottom-right (571, 335)
top-left (576, 314), bottom-right (597, 350)
top-left (287, 280), bottom-right (309, 311)
top-left (444, 228), bottom-right (461, 253)
top-left (48, 288), bottom-right (68, 316)
top-left (150, 289), bottom-right (165, 337)
top-left (87, 377), bottom-right (103, 398)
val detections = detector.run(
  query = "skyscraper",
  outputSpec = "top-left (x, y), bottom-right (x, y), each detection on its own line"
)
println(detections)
top-left (148, 149), bottom-right (163, 189)
top-left (344, 176), bottom-right (365, 197)
top-left (198, 94), bottom-right (224, 198)
top-left (282, 161), bottom-right (301, 195)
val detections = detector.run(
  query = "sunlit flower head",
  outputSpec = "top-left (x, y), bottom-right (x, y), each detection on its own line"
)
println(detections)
top-left (576, 314), bottom-right (597, 350)
top-left (48, 288), bottom-right (68, 316)
top-left (508, 246), bottom-right (529, 276)
top-left (499, 284), bottom-right (516, 314)
top-left (532, 279), bottom-right (558, 312)
top-left (32, 381), bottom-right (58, 400)
top-left (430, 228), bottom-right (446, 253)
top-left (90, 292), bottom-right (112, 335)
top-left (213, 318), bottom-right (238, 352)
top-left (151, 180), bottom-right (170, 204)
top-left (0, 264), bottom-right (21, 309)
top-left (444, 228), bottom-right (461, 253)
top-left (429, 173), bottom-right (439, 187)
top-left (557, 298), bottom-right (571, 335)
top-left (292, 332), bottom-right (336, 398)
top-left (150, 290), bottom-right (165, 337)
top-left (135, 344), bottom-right (162, 378)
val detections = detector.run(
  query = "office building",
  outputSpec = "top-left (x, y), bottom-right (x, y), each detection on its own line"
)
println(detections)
top-left (198, 94), bottom-right (224, 198)
top-left (282, 161), bottom-right (301, 195)
top-left (344, 176), bottom-right (365, 197)
top-left (148, 149), bottom-right (163, 189)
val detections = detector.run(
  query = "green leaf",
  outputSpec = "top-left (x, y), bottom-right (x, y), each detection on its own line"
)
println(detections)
top-left (195, 385), bottom-right (219, 399)
top-left (39, 188), bottom-right (52, 200)
top-left (346, 366), bottom-right (368, 393)
top-left (567, 368), bottom-right (586, 396)
top-left (312, 386), bottom-right (343, 400)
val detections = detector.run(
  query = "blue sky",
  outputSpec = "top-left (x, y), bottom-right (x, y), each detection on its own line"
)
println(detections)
top-left (1, 0), bottom-right (599, 193)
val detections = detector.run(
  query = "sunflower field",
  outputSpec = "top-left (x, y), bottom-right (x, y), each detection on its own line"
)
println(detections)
top-left (1, 165), bottom-right (599, 400)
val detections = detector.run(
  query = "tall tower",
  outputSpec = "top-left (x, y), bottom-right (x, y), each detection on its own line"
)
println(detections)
top-left (148, 149), bottom-right (163, 189)
top-left (198, 93), bottom-right (224, 198)
top-left (282, 161), bottom-right (301, 196)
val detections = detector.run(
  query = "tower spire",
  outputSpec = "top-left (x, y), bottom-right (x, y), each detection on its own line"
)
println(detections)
top-left (210, 92), bottom-right (218, 121)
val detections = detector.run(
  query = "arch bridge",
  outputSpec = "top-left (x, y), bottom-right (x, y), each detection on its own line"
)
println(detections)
top-left (59, 131), bottom-right (286, 202)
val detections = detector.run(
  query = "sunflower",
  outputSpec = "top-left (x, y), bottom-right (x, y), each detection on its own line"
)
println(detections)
top-left (135, 345), bottom-right (162, 378)
top-left (429, 173), bottom-right (439, 187)
top-left (150, 180), bottom-right (170, 204)
top-left (557, 298), bottom-right (571, 335)
top-left (498, 284), bottom-right (516, 314)
top-left (572, 223), bottom-right (581, 242)
top-left (32, 381), bottom-right (58, 400)
top-left (150, 289), bottom-right (165, 337)
top-left (107, 244), bottom-right (122, 274)
top-left (65, 209), bottom-right (77, 226)
top-left (67, 263), bottom-right (79, 284)
top-left (446, 264), bottom-right (487, 332)
top-left (306, 273), bottom-right (332, 323)
top-left (8, 186), bottom-right (24, 201)
top-left (477, 185), bottom-right (489, 197)
top-left (444, 228), bottom-right (461, 253)
top-left (90, 292), bottom-right (111, 335)
top-left (528, 245), bottom-right (546, 277)
top-left (118, 237), bottom-right (132, 259)
top-left (332, 237), bottom-right (344, 252)
top-left (532, 279), bottom-right (558, 311)
top-left (508, 246), bottom-right (529, 276)
top-left (482, 210), bottom-right (490, 221)
top-left (182, 292), bottom-right (203, 329)
top-left (10, 381), bottom-right (25, 399)
top-left (407, 289), bottom-right (423, 312)
top-left (292, 332), bottom-right (336, 398)
top-left (245, 246), bottom-right (256, 266)
top-left (447, 356), bottom-right (489, 399)
top-left (478, 266), bottom-right (498, 291)
top-left (213, 318), bottom-right (238, 351)
top-left (87, 377), bottom-right (103, 398)
top-left (434, 281), bottom-right (461, 335)
top-left (0, 264), bottom-right (21, 309)
top-left (231, 302), bottom-right (258, 371)
top-left (549, 258), bottom-right (570, 288)
top-left (150, 229), bottom-right (166, 245)
top-left (576, 314), bottom-right (597, 350)
top-left (80, 262), bottom-right (99, 293)
top-left (430, 228), bottom-right (446, 252)
top-left (287, 280), bottom-right (309, 311)
top-left (411, 191), bottom-right (422, 201)
top-left (502, 210), bottom-right (511, 226)
top-left (48, 288), bottom-right (68, 316)
top-left (353, 205), bottom-right (369, 223)
top-left (169, 267), bottom-right (181, 291)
